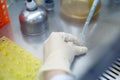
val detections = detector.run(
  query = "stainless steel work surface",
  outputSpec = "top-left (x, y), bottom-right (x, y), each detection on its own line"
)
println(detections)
top-left (8, 0), bottom-right (120, 79)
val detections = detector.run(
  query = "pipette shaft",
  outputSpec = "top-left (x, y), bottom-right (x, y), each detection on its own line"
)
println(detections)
top-left (81, 0), bottom-right (99, 44)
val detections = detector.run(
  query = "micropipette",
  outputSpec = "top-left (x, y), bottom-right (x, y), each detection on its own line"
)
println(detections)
top-left (81, 0), bottom-right (99, 45)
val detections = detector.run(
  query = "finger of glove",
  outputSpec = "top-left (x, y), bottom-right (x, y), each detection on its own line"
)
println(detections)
top-left (74, 46), bottom-right (88, 55)
top-left (44, 32), bottom-right (83, 46)
top-left (67, 42), bottom-right (88, 56)
top-left (58, 32), bottom-right (82, 46)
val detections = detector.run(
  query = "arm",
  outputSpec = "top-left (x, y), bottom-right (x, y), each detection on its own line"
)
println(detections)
top-left (44, 71), bottom-right (68, 80)
top-left (39, 32), bottom-right (88, 80)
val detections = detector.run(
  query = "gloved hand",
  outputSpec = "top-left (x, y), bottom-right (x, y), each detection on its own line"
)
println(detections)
top-left (40, 32), bottom-right (88, 76)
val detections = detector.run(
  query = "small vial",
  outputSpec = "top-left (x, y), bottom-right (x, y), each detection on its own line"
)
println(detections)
top-left (44, 0), bottom-right (54, 11)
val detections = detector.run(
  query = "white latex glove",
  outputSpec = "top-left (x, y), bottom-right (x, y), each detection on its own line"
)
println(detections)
top-left (40, 32), bottom-right (88, 75)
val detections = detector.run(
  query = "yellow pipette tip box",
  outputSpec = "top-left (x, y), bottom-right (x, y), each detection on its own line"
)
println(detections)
top-left (0, 37), bottom-right (42, 80)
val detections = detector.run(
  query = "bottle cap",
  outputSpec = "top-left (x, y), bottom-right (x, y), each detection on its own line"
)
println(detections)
top-left (26, 0), bottom-right (37, 11)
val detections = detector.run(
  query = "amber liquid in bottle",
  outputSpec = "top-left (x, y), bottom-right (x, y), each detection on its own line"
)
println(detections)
top-left (60, 0), bottom-right (101, 20)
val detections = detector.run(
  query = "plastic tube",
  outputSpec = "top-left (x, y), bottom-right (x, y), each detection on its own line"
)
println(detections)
top-left (81, 0), bottom-right (99, 45)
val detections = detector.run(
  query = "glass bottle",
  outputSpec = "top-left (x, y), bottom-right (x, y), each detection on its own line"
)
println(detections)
top-left (60, 0), bottom-right (101, 20)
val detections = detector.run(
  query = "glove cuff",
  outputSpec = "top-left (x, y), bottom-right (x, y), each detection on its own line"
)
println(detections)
top-left (39, 52), bottom-right (73, 75)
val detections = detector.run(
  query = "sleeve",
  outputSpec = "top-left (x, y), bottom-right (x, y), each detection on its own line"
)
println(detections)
top-left (50, 74), bottom-right (76, 80)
